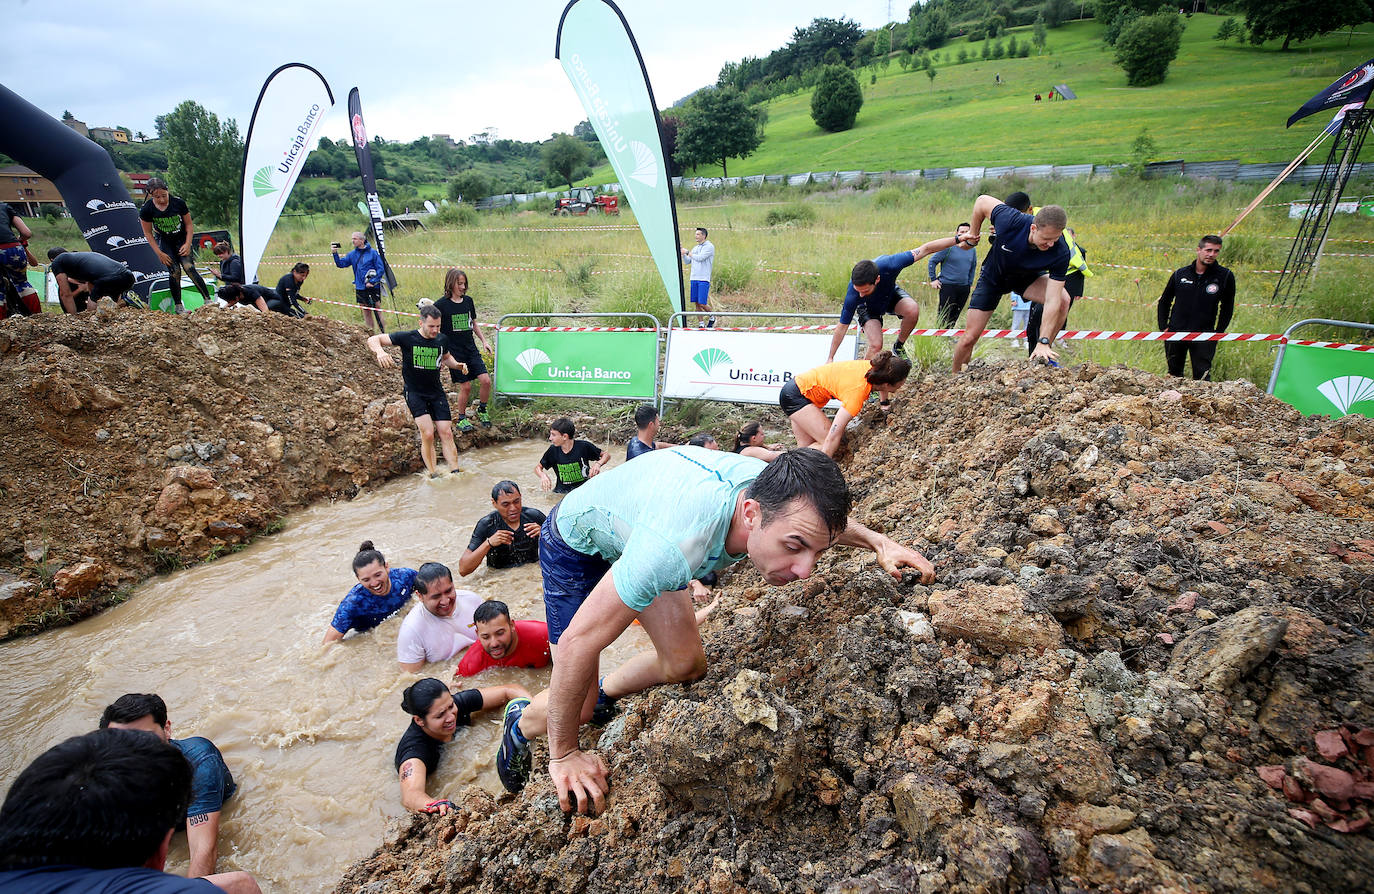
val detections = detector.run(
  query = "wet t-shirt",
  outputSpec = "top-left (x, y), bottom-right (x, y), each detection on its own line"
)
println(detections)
top-left (139, 195), bottom-right (190, 242)
top-left (539, 440), bottom-right (604, 493)
top-left (393, 688), bottom-right (485, 773)
top-left (468, 507), bottom-right (546, 568)
top-left (794, 360), bottom-right (874, 416)
top-left (50, 251), bottom-right (127, 282)
top-left (387, 330), bottom-right (449, 394)
top-left (173, 736), bottom-right (236, 817)
top-left (329, 567), bottom-right (419, 635)
top-left (456, 620), bottom-right (551, 675)
top-left (434, 295), bottom-right (478, 348)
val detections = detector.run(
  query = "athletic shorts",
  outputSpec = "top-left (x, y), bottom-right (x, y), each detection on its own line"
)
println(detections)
top-left (539, 505), bottom-right (613, 644)
top-left (855, 286), bottom-right (911, 329)
top-left (689, 279), bottom-right (710, 305)
top-left (355, 287), bottom-right (382, 307)
top-left (778, 379), bottom-right (812, 417)
top-left (91, 270), bottom-right (136, 301)
top-left (404, 388), bottom-right (452, 422)
top-left (968, 269), bottom-right (1046, 313)
top-left (447, 338), bottom-right (488, 384)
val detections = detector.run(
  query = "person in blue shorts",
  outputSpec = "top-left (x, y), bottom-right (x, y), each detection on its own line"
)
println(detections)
top-left (680, 227), bottom-right (715, 327)
top-left (952, 196), bottom-right (1071, 371)
top-left (323, 541), bottom-right (419, 642)
top-left (826, 235), bottom-right (964, 363)
top-left (493, 447), bottom-right (935, 814)
top-left (99, 694), bottom-right (246, 885)
top-left (0, 729), bottom-right (261, 894)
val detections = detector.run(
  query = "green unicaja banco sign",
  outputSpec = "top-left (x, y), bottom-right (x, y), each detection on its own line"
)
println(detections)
top-left (1271, 344), bottom-right (1374, 419)
top-left (495, 329), bottom-right (658, 399)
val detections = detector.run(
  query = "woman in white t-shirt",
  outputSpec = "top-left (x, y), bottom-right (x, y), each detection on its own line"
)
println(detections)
top-left (396, 562), bottom-right (485, 672)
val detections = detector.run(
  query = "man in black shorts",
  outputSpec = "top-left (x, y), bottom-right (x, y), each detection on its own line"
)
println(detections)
top-left (367, 304), bottom-right (468, 477)
top-left (433, 269), bottom-right (494, 431)
top-left (953, 196), bottom-right (1071, 371)
top-left (47, 248), bottom-right (137, 312)
top-left (457, 480), bottom-right (546, 576)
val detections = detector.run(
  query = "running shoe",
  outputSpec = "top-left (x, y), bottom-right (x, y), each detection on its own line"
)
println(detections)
top-left (477, 408), bottom-right (492, 428)
top-left (456, 418), bottom-right (475, 433)
top-left (892, 342), bottom-right (907, 359)
top-left (495, 697), bottom-right (532, 793)
top-left (706, 316), bottom-right (716, 329)
top-left (590, 678), bottom-right (618, 727)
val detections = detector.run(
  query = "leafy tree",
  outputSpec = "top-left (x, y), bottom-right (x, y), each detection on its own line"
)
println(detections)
top-left (674, 87), bottom-right (765, 177)
top-left (447, 171), bottom-right (491, 202)
top-left (659, 114), bottom-right (685, 178)
top-left (1007, 36), bottom-right (1019, 57)
top-left (541, 133), bottom-right (589, 189)
top-left (1044, 0), bottom-right (1073, 28)
top-left (1097, 0), bottom-right (1155, 46)
top-left (1033, 13), bottom-right (1048, 49)
top-left (810, 64), bottom-right (864, 132)
top-left (957, 47), bottom-right (969, 63)
top-left (788, 17), bottom-right (864, 70)
top-left (986, 14), bottom-right (1006, 38)
top-left (873, 26), bottom-right (892, 68)
top-left (572, 119), bottom-right (598, 141)
top-left (926, 65), bottom-right (938, 87)
top-left (1114, 12), bottom-right (1185, 86)
top-left (1213, 17), bottom-right (1242, 42)
top-left (1239, 0), bottom-right (1371, 51)
top-left (981, 41), bottom-right (992, 60)
top-left (992, 40), bottom-right (1006, 60)
top-left (160, 100), bottom-right (242, 225)
top-left (61, 109), bottom-right (75, 121)
top-left (134, 130), bottom-right (147, 142)
top-left (823, 47), bottom-right (843, 66)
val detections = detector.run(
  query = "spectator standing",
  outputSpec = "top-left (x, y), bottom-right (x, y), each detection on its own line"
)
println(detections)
top-left (681, 227), bottom-right (715, 327)
top-left (927, 222), bottom-right (978, 327)
top-left (333, 231), bottom-right (387, 333)
top-left (138, 177), bottom-right (212, 314)
top-left (1156, 235), bottom-right (1235, 381)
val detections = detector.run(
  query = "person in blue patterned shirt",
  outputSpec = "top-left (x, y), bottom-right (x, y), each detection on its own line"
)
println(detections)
top-left (323, 541), bottom-right (418, 642)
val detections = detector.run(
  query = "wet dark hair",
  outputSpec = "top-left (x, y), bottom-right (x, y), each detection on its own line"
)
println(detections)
top-left (850, 259), bottom-right (879, 287)
top-left (418, 304), bottom-right (441, 321)
top-left (744, 449), bottom-right (851, 538)
top-left (491, 480), bottom-right (521, 501)
top-left (957, 221), bottom-right (970, 231)
top-left (98, 693), bottom-right (168, 729)
top-left (414, 562), bottom-right (453, 595)
top-left (688, 432), bottom-right (717, 448)
top-left (634, 404), bottom-right (658, 429)
top-left (0, 729), bottom-right (192, 871)
top-left (550, 417), bottom-right (575, 438)
top-left (352, 540), bottom-right (386, 574)
top-left (1199, 234), bottom-right (1223, 248)
top-left (400, 678), bottom-right (450, 718)
top-left (473, 600), bottom-right (510, 624)
top-left (1004, 191), bottom-right (1031, 212)
top-left (213, 241), bottom-right (231, 255)
top-left (146, 177), bottom-right (169, 193)
top-left (292, 262), bottom-right (310, 274)
top-left (733, 421), bottom-right (763, 453)
top-left (47, 247), bottom-right (67, 261)
top-left (864, 350), bottom-right (912, 387)
top-left (217, 283), bottom-right (244, 304)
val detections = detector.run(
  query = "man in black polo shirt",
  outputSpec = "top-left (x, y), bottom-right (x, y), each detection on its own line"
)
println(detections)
top-left (1156, 235), bottom-right (1236, 381)
top-left (953, 195), bottom-right (1072, 371)
top-left (457, 480), bottom-right (546, 576)
top-left (47, 248), bottom-right (137, 312)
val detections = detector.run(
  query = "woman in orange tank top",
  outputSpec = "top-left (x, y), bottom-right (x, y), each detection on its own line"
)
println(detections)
top-left (777, 351), bottom-right (912, 456)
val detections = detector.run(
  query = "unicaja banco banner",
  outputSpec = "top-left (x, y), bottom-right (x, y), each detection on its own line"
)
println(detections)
top-left (664, 330), bottom-right (858, 405)
top-left (1271, 344), bottom-right (1374, 419)
top-left (494, 330), bottom-right (658, 399)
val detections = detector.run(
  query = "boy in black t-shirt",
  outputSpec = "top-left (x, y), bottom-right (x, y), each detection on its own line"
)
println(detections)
top-left (535, 417), bottom-right (610, 494)
top-left (366, 305), bottom-right (469, 477)
top-left (137, 178), bottom-right (211, 313)
top-left (432, 269), bottom-right (494, 432)
top-left (458, 480), bottom-right (547, 575)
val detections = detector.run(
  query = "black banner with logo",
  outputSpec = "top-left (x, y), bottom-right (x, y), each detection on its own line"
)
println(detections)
top-left (346, 88), bottom-right (397, 294)
top-left (1288, 58), bottom-right (1374, 128)
top-left (0, 82), bottom-right (166, 298)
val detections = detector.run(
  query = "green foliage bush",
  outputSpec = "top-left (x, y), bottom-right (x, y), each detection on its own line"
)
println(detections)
top-left (810, 65), bottom-right (864, 132)
top-left (764, 203), bottom-right (819, 227)
top-left (1114, 12), bottom-right (1186, 87)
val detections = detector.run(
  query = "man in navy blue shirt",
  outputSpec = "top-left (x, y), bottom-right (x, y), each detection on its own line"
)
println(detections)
top-left (953, 196), bottom-right (1071, 371)
top-left (926, 222), bottom-right (978, 327)
top-left (826, 236), bottom-right (961, 363)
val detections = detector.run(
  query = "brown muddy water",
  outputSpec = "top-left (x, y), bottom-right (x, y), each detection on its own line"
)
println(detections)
top-left (0, 439), bottom-right (645, 893)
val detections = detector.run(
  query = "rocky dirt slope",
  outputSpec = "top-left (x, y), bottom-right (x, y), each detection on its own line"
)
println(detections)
top-left (0, 304), bottom-right (506, 638)
top-left (336, 363), bottom-right (1374, 893)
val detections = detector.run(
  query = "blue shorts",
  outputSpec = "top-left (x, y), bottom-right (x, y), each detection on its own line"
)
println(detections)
top-left (539, 505), bottom-right (612, 644)
top-left (689, 280), bottom-right (710, 305)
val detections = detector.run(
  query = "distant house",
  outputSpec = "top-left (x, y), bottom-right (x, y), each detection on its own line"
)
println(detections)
top-left (0, 166), bottom-right (65, 214)
top-left (89, 127), bottom-right (130, 144)
top-left (62, 117), bottom-right (89, 138)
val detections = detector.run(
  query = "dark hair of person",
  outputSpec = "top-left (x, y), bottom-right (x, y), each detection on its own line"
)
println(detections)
top-left (473, 600), bottom-right (511, 625)
top-left (1199, 234), bottom-right (1223, 248)
top-left (695, 226), bottom-right (708, 238)
top-left (443, 268), bottom-right (468, 298)
top-left (292, 262), bottom-right (310, 274)
top-left (1004, 191), bottom-right (1031, 212)
top-left (744, 449), bottom-right (851, 538)
top-left (957, 221), bottom-right (971, 231)
top-left (414, 562), bottom-right (452, 595)
top-left (98, 693), bottom-right (168, 729)
top-left (688, 432), bottom-right (716, 448)
top-left (733, 420), bottom-right (763, 453)
top-left (217, 283), bottom-right (243, 304)
top-left (634, 403), bottom-right (658, 429)
top-left (47, 247), bottom-right (67, 261)
top-left (146, 177), bottom-right (169, 193)
top-left (491, 480), bottom-right (521, 501)
top-left (418, 304), bottom-right (441, 321)
top-left (550, 417), bottom-right (575, 438)
top-left (400, 678), bottom-right (450, 718)
top-left (850, 259), bottom-right (878, 287)
top-left (865, 350), bottom-right (912, 387)
top-left (0, 729), bottom-right (192, 871)
top-left (213, 241), bottom-right (231, 255)
top-left (352, 540), bottom-right (386, 574)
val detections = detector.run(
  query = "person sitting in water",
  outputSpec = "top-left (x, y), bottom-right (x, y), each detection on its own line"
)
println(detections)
top-left (779, 352), bottom-right (912, 457)
top-left (397, 562), bottom-right (485, 672)
top-left (457, 481), bottom-right (546, 576)
top-left (395, 677), bottom-right (529, 817)
top-left (686, 432), bottom-right (718, 449)
top-left (625, 404), bottom-right (674, 461)
top-left (323, 541), bottom-right (418, 643)
top-left (454, 600), bottom-right (552, 676)
top-left (732, 421), bottom-right (783, 462)
top-left (536, 418), bottom-right (609, 494)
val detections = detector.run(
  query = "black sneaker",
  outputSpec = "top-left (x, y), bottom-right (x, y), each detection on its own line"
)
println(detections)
top-left (590, 679), bottom-right (618, 727)
top-left (706, 316), bottom-right (716, 329)
top-left (495, 698), bottom-right (532, 793)
top-left (892, 341), bottom-right (907, 359)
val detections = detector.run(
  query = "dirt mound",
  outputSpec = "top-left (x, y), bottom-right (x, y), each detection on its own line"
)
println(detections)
top-left (335, 364), bottom-right (1374, 893)
top-left (0, 304), bottom-right (506, 638)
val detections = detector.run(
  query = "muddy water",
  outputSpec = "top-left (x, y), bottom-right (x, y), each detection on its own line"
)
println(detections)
top-left (0, 440), bottom-right (646, 893)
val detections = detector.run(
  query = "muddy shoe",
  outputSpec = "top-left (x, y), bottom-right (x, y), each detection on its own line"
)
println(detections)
top-left (477, 409), bottom-right (492, 428)
top-left (456, 418), bottom-right (475, 433)
top-left (590, 678), bottom-right (618, 727)
top-left (496, 697), bottom-right (532, 793)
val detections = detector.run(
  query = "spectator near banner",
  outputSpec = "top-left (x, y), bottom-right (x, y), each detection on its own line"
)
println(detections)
top-left (1157, 235), bottom-right (1235, 381)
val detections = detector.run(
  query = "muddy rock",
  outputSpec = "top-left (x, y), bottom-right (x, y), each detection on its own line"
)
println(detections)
top-left (928, 584), bottom-right (1063, 655)
top-left (53, 561), bottom-right (103, 600)
top-left (1168, 606), bottom-right (1289, 691)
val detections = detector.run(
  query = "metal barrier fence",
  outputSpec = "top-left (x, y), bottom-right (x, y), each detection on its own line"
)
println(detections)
top-left (1267, 319), bottom-right (1374, 419)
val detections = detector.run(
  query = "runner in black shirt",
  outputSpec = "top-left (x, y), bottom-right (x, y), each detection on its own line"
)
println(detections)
top-left (536, 417), bottom-right (610, 494)
top-left (458, 480), bottom-right (547, 575)
top-left (47, 248), bottom-right (136, 312)
top-left (432, 269), bottom-right (494, 432)
top-left (367, 304), bottom-right (469, 477)
top-left (137, 178), bottom-right (211, 313)
top-left (216, 283), bottom-right (280, 313)
top-left (274, 263), bottom-right (312, 317)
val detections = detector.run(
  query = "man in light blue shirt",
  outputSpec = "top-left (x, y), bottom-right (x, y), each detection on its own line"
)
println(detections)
top-left (927, 222), bottom-right (978, 327)
top-left (681, 227), bottom-right (715, 327)
top-left (494, 447), bottom-right (935, 814)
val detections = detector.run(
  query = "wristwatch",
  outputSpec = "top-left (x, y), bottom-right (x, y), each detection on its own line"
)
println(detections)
top-left (1038, 337), bottom-right (1051, 346)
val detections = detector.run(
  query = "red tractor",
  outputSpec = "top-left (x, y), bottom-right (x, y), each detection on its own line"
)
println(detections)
top-left (552, 186), bottom-right (619, 216)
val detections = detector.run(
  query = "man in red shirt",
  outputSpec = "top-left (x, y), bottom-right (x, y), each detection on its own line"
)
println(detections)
top-left (455, 601), bottom-right (551, 676)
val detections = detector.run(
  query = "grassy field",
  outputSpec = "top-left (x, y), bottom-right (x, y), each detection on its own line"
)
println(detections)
top-left (584, 15), bottom-right (1374, 183)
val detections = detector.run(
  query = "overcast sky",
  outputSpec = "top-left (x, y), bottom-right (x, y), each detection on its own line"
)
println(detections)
top-left (15, 0), bottom-right (895, 144)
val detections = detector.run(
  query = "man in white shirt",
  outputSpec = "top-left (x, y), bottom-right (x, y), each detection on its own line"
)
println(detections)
top-left (397, 563), bottom-right (485, 671)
